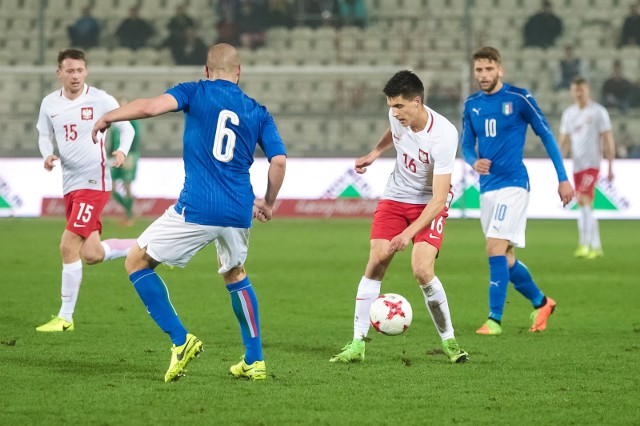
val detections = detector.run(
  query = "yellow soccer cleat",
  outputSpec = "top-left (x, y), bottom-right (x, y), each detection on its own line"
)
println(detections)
top-left (164, 334), bottom-right (203, 383)
top-left (36, 316), bottom-right (74, 332)
top-left (585, 248), bottom-right (603, 259)
top-left (573, 245), bottom-right (590, 258)
top-left (230, 357), bottom-right (267, 381)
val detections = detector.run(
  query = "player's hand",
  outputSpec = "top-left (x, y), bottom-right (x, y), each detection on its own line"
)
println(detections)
top-left (473, 158), bottom-right (491, 175)
top-left (387, 232), bottom-right (411, 253)
top-left (355, 153), bottom-right (376, 174)
top-left (92, 119), bottom-right (111, 144)
top-left (43, 155), bottom-right (58, 171)
top-left (253, 199), bottom-right (273, 223)
top-left (558, 181), bottom-right (575, 207)
top-left (111, 150), bottom-right (126, 168)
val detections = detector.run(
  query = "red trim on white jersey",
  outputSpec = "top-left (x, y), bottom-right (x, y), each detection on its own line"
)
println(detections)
top-left (85, 85), bottom-right (90, 94)
top-left (99, 135), bottom-right (106, 191)
top-left (426, 113), bottom-right (434, 133)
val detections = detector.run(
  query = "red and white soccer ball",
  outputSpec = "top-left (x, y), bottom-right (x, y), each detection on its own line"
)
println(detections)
top-left (369, 293), bottom-right (413, 336)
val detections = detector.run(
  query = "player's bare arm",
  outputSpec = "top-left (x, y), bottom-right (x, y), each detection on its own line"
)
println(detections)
top-left (92, 94), bottom-right (178, 143)
top-left (254, 154), bottom-right (286, 223)
top-left (388, 173), bottom-right (451, 253)
top-left (355, 128), bottom-right (393, 174)
top-left (473, 158), bottom-right (492, 175)
top-left (602, 130), bottom-right (615, 181)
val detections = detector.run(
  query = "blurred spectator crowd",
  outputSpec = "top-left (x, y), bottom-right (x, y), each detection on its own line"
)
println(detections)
top-left (66, 0), bottom-right (369, 64)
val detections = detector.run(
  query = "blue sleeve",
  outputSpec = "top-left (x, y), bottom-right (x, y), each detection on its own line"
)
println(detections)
top-left (540, 132), bottom-right (569, 182)
top-left (519, 92), bottom-right (568, 182)
top-left (258, 111), bottom-right (287, 160)
top-left (165, 82), bottom-right (198, 112)
top-left (461, 107), bottom-right (477, 167)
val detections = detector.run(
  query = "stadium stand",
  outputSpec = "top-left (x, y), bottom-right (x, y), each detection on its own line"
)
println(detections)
top-left (0, 0), bottom-right (639, 158)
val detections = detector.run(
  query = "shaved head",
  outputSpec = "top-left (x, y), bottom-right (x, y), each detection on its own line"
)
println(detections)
top-left (206, 43), bottom-right (240, 74)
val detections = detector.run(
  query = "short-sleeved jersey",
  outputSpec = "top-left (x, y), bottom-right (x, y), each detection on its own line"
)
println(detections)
top-left (37, 84), bottom-right (134, 195)
top-left (461, 83), bottom-right (564, 193)
top-left (383, 105), bottom-right (458, 204)
top-left (559, 101), bottom-right (612, 172)
top-left (167, 79), bottom-right (287, 228)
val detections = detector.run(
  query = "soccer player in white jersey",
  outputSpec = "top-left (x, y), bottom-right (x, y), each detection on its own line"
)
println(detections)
top-left (92, 43), bottom-right (287, 382)
top-left (559, 77), bottom-right (615, 259)
top-left (35, 49), bottom-right (137, 332)
top-left (330, 70), bottom-right (469, 364)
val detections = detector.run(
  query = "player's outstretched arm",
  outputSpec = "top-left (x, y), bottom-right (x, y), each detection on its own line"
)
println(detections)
top-left (355, 128), bottom-right (393, 174)
top-left (92, 94), bottom-right (178, 144)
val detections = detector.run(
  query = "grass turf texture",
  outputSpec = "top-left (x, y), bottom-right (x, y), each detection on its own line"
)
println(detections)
top-left (1, 217), bottom-right (639, 425)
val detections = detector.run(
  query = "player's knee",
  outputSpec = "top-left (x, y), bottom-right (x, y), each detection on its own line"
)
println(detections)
top-left (412, 266), bottom-right (434, 285)
top-left (82, 252), bottom-right (103, 265)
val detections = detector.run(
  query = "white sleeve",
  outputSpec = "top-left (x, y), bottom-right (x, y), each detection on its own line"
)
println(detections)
top-left (432, 124), bottom-right (458, 175)
top-left (101, 93), bottom-right (135, 156)
top-left (111, 121), bottom-right (135, 156)
top-left (597, 105), bottom-right (612, 133)
top-left (36, 100), bottom-right (55, 159)
top-left (559, 109), bottom-right (569, 135)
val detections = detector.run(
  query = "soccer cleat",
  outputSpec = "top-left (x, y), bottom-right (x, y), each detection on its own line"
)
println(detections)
top-left (230, 357), bottom-right (267, 381)
top-left (585, 248), bottom-right (603, 259)
top-left (573, 245), bottom-right (590, 258)
top-left (442, 338), bottom-right (469, 363)
top-left (476, 319), bottom-right (502, 335)
top-left (329, 339), bottom-right (365, 363)
top-left (36, 316), bottom-right (74, 332)
top-left (164, 333), bottom-right (203, 383)
top-left (530, 297), bottom-right (557, 332)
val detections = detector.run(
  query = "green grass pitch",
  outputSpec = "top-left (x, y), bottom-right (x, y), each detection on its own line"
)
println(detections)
top-left (1, 217), bottom-right (639, 425)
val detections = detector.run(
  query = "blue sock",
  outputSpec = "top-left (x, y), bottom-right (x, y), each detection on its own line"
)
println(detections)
top-left (130, 268), bottom-right (187, 346)
top-left (488, 256), bottom-right (510, 322)
top-left (227, 277), bottom-right (263, 365)
top-left (510, 259), bottom-right (544, 308)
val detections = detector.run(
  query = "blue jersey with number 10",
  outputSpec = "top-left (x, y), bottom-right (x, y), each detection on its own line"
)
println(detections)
top-left (461, 83), bottom-right (567, 194)
top-left (166, 79), bottom-right (286, 228)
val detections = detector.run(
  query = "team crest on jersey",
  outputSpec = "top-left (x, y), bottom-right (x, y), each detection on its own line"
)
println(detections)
top-left (81, 107), bottom-right (93, 120)
top-left (418, 149), bottom-right (430, 164)
top-left (502, 102), bottom-right (513, 115)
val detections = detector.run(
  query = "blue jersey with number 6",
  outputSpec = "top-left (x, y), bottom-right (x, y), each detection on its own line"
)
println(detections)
top-left (166, 79), bottom-right (286, 228)
top-left (461, 83), bottom-right (566, 194)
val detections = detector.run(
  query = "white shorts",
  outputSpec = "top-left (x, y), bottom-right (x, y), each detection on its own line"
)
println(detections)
top-left (137, 206), bottom-right (250, 273)
top-left (480, 187), bottom-right (529, 248)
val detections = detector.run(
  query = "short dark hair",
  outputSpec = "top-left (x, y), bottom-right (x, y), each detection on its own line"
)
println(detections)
top-left (571, 76), bottom-right (588, 86)
top-left (383, 70), bottom-right (424, 102)
top-left (57, 49), bottom-right (86, 68)
top-left (472, 46), bottom-right (502, 65)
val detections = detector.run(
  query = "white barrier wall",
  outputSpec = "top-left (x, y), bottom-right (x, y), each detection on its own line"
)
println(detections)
top-left (0, 158), bottom-right (636, 219)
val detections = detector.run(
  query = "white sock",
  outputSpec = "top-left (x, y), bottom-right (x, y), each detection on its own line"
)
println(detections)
top-left (58, 260), bottom-right (83, 323)
top-left (353, 276), bottom-right (381, 340)
top-left (591, 215), bottom-right (602, 250)
top-left (578, 206), bottom-right (589, 246)
top-left (581, 206), bottom-right (594, 248)
top-left (101, 239), bottom-right (137, 261)
top-left (420, 276), bottom-right (454, 341)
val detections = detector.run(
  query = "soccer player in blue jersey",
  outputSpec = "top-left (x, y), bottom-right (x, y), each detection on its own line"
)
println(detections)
top-left (92, 43), bottom-right (287, 381)
top-left (461, 46), bottom-right (574, 336)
